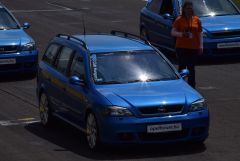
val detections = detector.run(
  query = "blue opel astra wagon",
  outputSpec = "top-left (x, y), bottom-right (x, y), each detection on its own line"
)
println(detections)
top-left (140, 0), bottom-right (240, 57)
top-left (0, 4), bottom-right (38, 75)
top-left (37, 31), bottom-right (209, 150)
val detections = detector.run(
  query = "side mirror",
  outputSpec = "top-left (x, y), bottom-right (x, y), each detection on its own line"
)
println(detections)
top-left (179, 69), bottom-right (189, 78)
top-left (163, 13), bottom-right (174, 20)
top-left (22, 22), bottom-right (30, 29)
top-left (69, 76), bottom-right (85, 86)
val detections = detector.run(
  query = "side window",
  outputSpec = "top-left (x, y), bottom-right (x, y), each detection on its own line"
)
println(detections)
top-left (55, 46), bottom-right (73, 74)
top-left (70, 54), bottom-right (85, 79)
top-left (147, 0), bottom-right (162, 14)
top-left (159, 0), bottom-right (173, 15)
top-left (42, 44), bottom-right (60, 65)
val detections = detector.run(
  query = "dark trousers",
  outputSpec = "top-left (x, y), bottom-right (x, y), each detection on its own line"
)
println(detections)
top-left (176, 48), bottom-right (198, 88)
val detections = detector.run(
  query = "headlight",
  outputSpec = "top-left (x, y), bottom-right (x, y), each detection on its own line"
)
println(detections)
top-left (189, 99), bottom-right (207, 112)
top-left (202, 32), bottom-right (208, 38)
top-left (102, 106), bottom-right (133, 116)
top-left (22, 42), bottom-right (36, 51)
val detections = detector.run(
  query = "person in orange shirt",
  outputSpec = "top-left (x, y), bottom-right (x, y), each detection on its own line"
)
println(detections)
top-left (171, 1), bottom-right (203, 88)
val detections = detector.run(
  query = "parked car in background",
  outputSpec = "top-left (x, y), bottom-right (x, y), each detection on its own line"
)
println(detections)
top-left (37, 31), bottom-right (209, 150)
top-left (0, 3), bottom-right (38, 75)
top-left (140, 0), bottom-right (240, 57)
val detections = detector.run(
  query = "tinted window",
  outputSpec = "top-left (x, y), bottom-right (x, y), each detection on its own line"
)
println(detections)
top-left (91, 50), bottom-right (178, 84)
top-left (159, 0), bottom-right (173, 15)
top-left (0, 8), bottom-right (19, 29)
top-left (42, 44), bottom-right (60, 65)
top-left (183, 0), bottom-right (239, 16)
top-left (55, 47), bottom-right (73, 74)
top-left (147, 0), bottom-right (161, 13)
top-left (70, 54), bottom-right (85, 78)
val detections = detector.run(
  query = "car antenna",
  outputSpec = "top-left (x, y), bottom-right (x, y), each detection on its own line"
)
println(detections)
top-left (82, 14), bottom-right (86, 36)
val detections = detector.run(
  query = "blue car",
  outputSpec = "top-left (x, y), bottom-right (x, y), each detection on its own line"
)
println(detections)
top-left (0, 4), bottom-right (38, 75)
top-left (37, 31), bottom-right (209, 150)
top-left (140, 0), bottom-right (240, 57)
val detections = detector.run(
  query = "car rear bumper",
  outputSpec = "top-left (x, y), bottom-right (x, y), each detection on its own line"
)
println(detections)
top-left (99, 110), bottom-right (209, 145)
top-left (0, 50), bottom-right (38, 73)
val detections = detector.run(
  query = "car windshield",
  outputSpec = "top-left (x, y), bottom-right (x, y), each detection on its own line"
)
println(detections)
top-left (181, 0), bottom-right (239, 17)
top-left (0, 8), bottom-right (19, 30)
top-left (91, 50), bottom-right (179, 84)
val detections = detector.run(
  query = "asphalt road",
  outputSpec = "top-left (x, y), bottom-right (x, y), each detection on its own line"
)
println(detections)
top-left (0, 0), bottom-right (240, 161)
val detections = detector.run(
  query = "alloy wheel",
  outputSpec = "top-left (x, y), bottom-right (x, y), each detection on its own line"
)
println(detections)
top-left (86, 113), bottom-right (98, 150)
top-left (39, 93), bottom-right (50, 126)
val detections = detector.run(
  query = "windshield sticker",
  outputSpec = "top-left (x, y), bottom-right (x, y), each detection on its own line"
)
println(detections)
top-left (91, 54), bottom-right (103, 82)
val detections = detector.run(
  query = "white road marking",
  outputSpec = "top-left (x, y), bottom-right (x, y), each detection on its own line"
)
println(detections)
top-left (11, 9), bottom-right (71, 13)
top-left (111, 20), bottom-right (124, 23)
top-left (0, 118), bottom-right (40, 126)
top-left (11, 2), bottom-right (73, 13)
top-left (46, 2), bottom-right (72, 11)
top-left (198, 86), bottom-right (218, 90)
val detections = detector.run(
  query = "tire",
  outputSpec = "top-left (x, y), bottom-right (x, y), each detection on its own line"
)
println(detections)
top-left (39, 93), bottom-right (54, 127)
top-left (86, 112), bottom-right (100, 150)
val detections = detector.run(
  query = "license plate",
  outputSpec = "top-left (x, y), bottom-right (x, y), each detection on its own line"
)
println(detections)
top-left (147, 123), bottom-right (182, 133)
top-left (0, 58), bottom-right (16, 65)
top-left (217, 42), bottom-right (240, 48)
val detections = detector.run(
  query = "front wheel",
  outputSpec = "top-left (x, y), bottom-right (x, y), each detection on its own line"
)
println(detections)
top-left (86, 112), bottom-right (100, 150)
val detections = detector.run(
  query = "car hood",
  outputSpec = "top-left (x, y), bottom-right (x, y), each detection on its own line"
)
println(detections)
top-left (0, 29), bottom-right (33, 46)
top-left (201, 15), bottom-right (240, 32)
top-left (96, 80), bottom-right (202, 109)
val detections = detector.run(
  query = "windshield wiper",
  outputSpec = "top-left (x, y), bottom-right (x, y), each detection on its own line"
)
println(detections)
top-left (126, 78), bottom-right (176, 83)
top-left (97, 81), bottom-right (124, 84)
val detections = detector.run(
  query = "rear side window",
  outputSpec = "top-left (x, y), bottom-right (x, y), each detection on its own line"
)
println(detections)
top-left (159, 0), bottom-right (173, 15)
top-left (147, 0), bottom-right (161, 13)
top-left (69, 54), bottom-right (85, 78)
top-left (55, 47), bottom-right (74, 74)
top-left (42, 44), bottom-right (60, 65)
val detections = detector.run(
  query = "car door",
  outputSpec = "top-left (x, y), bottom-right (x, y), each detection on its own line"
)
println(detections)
top-left (64, 52), bottom-right (89, 126)
top-left (38, 43), bottom-right (62, 110)
top-left (156, 0), bottom-right (176, 49)
top-left (141, 0), bottom-right (162, 44)
top-left (48, 45), bottom-right (74, 117)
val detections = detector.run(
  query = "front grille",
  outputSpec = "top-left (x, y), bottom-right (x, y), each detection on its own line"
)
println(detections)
top-left (0, 63), bottom-right (21, 71)
top-left (211, 48), bottom-right (240, 55)
top-left (138, 129), bottom-right (189, 141)
top-left (211, 30), bottom-right (240, 37)
top-left (139, 105), bottom-right (183, 115)
top-left (0, 45), bottom-right (18, 53)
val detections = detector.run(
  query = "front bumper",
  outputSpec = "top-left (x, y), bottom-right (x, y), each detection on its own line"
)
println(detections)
top-left (98, 110), bottom-right (209, 144)
top-left (0, 50), bottom-right (38, 73)
top-left (203, 36), bottom-right (240, 57)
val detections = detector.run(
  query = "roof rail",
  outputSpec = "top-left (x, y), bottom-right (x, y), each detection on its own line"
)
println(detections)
top-left (110, 30), bottom-right (149, 45)
top-left (56, 34), bottom-right (88, 50)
